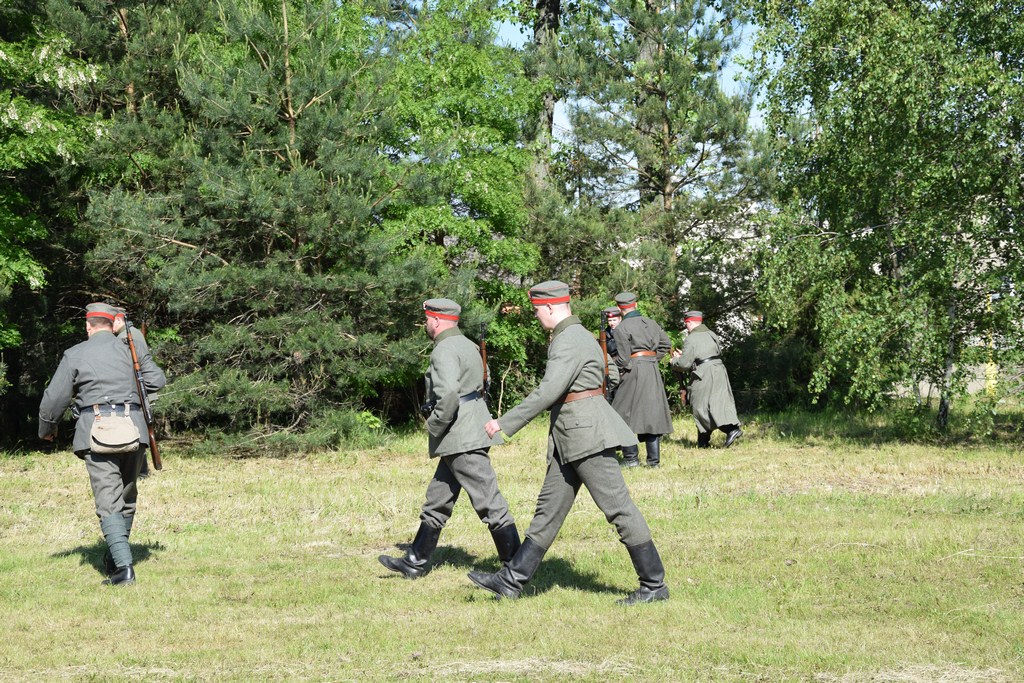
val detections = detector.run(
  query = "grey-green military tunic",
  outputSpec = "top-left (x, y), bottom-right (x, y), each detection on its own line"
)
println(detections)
top-left (610, 311), bottom-right (674, 436)
top-left (496, 316), bottom-right (652, 549)
top-left (38, 329), bottom-right (166, 520)
top-left (671, 324), bottom-right (739, 434)
top-left (420, 326), bottom-right (513, 531)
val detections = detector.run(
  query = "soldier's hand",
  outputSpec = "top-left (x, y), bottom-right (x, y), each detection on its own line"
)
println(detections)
top-left (41, 433), bottom-right (55, 442)
top-left (671, 348), bottom-right (682, 358)
top-left (484, 419), bottom-right (502, 439)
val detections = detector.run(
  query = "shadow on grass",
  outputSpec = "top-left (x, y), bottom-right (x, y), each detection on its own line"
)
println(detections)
top-left (379, 543), bottom-right (622, 596)
top-left (461, 553), bottom-right (621, 598)
top-left (51, 539), bottom-right (166, 576)
top-left (750, 404), bottom-right (1024, 447)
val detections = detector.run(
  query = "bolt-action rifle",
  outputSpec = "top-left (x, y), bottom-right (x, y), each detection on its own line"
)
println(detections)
top-left (599, 311), bottom-right (610, 398)
top-left (479, 322), bottom-right (490, 403)
top-left (124, 315), bottom-right (162, 471)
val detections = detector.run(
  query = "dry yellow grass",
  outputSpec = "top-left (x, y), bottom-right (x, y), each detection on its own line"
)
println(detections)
top-left (1, 414), bottom-right (1022, 682)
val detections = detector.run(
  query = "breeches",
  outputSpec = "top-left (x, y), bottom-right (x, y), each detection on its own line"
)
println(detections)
top-left (525, 448), bottom-right (652, 550)
top-left (86, 446), bottom-right (145, 519)
top-left (420, 448), bottom-right (514, 531)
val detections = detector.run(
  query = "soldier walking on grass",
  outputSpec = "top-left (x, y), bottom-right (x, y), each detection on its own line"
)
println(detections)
top-left (671, 310), bottom-right (742, 448)
top-left (610, 292), bottom-right (674, 468)
top-left (38, 303), bottom-right (166, 586)
top-left (379, 298), bottom-right (520, 579)
top-left (468, 281), bottom-right (669, 605)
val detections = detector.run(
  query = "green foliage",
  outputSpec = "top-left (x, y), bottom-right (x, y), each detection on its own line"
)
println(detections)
top-left (0, 23), bottom-right (100, 359)
top-left (68, 0), bottom-right (549, 444)
top-left (540, 0), bottom-right (761, 330)
top-left (750, 0), bottom-right (1024, 420)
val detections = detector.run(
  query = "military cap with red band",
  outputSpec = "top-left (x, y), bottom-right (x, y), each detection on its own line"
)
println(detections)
top-left (614, 291), bottom-right (638, 309)
top-left (529, 280), bottom-right (571, 305)
top-left (423, 298), bottom-right (461, 321)
top-left (603, 305), bottom-right (621, 318)
top-left (684, 310), bottom-right (703, 323)
top-left (85, 302), bottom-right (118, 321)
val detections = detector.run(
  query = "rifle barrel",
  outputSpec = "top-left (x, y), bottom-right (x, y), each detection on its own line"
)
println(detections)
top-left (125, 318), bottom-right (162, 471)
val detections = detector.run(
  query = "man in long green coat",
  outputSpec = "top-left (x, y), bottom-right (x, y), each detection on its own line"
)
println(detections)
top-left (38, 303), bottom-right (167, 586)
top-left (671, 310), bottom-right (741, 448)
top-left (468, 281), bottom-right (669, 605)
top-left (379, 298), bottom-right (520, 579)
top-left (610, 292), bottom-right (674, 467)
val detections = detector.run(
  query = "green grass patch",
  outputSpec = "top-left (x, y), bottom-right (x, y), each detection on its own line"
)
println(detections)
top-left (2, 414), bottom-right (1022, 681)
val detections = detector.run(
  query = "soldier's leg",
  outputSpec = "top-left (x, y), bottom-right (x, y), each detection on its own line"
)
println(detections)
top-left (620, 442), bottom-right (641, 468)
top-left (103, 446), bottom-right (144, 575)
top-left (87, 453), bottom-right (135, 585)
top-left (639, 433), bottom-right (661, 468)
top-left (573, 449), bottom-right (668, 604)
top-left (378, 457), bottom-right (456, 579)
top-left (696, 431), bottom-right (711, 448)
top-left (468, 452), bottom-right (579, 598)
top-left (447, 448), bottom-right (520, 563)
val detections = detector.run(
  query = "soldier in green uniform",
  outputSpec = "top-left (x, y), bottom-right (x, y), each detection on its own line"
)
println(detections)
top-left (468, 281), bottom-right (669, 605)
top-left (379, 298), bottom-right (520, 579)
top-left (38, 303), bottom-right (166, 585)
top-left (610, 292), bottom-right (674, 468)
top-left (671, 310), bottom-right (741, 448)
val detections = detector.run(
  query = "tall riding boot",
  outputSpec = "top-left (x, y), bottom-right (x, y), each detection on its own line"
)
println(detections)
top-left (644, 436), bottom-right (661, 468)
top-left (490, 524), bottom-right (522, 565)
top-left (378, 523), bottom-right (442, 580)
top-left (468, 537), bottom-right (547, 599)
top-left (617, 540), bottom-right (669, 605)
top-left (100, 514), bottom-right (135, 586)
top-left (696, 431), bottom-right (711, 449)
top-left (620, 444), bottom-right (640, 468)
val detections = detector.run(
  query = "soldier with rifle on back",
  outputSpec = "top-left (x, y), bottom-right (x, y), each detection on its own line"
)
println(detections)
top-left (378, 298), bottom-right (520, 580)
top-left (38, 303), bottom-right (166, 586)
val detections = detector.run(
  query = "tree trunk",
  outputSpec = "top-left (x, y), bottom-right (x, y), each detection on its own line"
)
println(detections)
top-left (936, 300), bottom-right (956, 429)
top-left (530, 0), bottom-right (560, 188)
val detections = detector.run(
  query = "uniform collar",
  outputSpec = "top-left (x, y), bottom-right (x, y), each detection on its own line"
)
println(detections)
top-left (551, 315), bottom-right (581, 340)
top-left (433, 326), bottom-right (463, 345)
top-left (689, 323), bottom-right (709, 334)
top-left (623, 310), bottom-right (641, 319)
top-left (87, 329), bottom-right (116, 342)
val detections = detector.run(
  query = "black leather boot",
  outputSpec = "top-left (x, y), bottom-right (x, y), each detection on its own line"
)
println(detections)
top-left (696, 431), bottom-right (711, 448)
top-left (468, 537), bottom-right (546, 599)
top-left (723, 425), bottom-right (743, 447)
top-left (378, 523), bottom-right (442, 579)
top-left (620, 444), bottom-right (640, 468)
top-left (617, 540), bottom-right (669, 605)
top-left (103, 565), bottom-right (136, 586)
top-left (644, 436), bottom-right (661, 468)
top-left (490, 524), bottom-right (521, 565)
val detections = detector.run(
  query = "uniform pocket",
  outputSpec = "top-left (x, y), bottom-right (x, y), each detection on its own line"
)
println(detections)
top-left (565, 417), bottom-right (593, 430)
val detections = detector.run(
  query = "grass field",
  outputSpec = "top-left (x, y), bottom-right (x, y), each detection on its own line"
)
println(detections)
top-left (1, 413), bottom-right (1022, 682)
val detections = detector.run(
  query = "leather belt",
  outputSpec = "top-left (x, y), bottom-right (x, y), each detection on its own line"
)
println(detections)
top-left (630, 350), bottom-right (657, 358)
top-left (562, 388), bottom-right (603, 403)
top-left (92, 403), bottom-right (141, 416)
top-left (694, 355), bottom-right (721, 366)
top-left (459, 390), bottom-right (483, 404)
